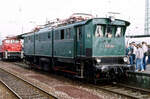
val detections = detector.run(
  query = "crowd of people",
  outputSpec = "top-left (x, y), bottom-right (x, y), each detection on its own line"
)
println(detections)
top-left (126, 41), bottom-right (150, 72)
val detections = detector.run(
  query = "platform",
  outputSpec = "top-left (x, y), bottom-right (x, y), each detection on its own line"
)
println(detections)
top-left (129, 64), bottom-right (150, 75)
top-left (126, 64), bottom-right (150, 89)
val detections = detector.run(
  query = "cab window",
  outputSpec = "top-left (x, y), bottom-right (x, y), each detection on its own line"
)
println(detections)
top-left (12, 40), bottom-right (19, 43)
top-left (15, 40), bottom-right (19, 43)
top-left (105, 26), bottom-right (113, 38)
top-left (10, 40), bottom-right (13, 43)
top-left (95, 25), bottom-right (104, 37)
top-left (5, 40), bottom-right (10, 43)
top-left (115, 27), bottom-right (122, 37)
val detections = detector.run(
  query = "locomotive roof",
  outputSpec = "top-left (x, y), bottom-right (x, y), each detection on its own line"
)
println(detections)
top-left (2, 36), bottom-right (20, 41)
top-left (22, 19), bottom-right (89, 37)
top-left (21, 18), bottom-right (130, 37)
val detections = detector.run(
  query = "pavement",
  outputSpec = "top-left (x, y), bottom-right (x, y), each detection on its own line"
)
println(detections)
top-left (135, 64), bottom-right (150, 74)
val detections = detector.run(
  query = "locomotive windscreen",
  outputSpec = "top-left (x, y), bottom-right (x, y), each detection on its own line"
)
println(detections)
top-left (95, 25), bottom-right (124, 38)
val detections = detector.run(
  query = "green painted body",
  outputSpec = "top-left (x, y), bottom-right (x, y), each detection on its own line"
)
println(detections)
top-left (93, 37), bottom-right (125, 57)
top-left (53, 26), bottom-right (74, 58)
top-left (35, 30), bottom-right (53, 56)
top-left (23, 18), bottom-right (130, 61)
top-left (24, 34), bottom-right (34, 55)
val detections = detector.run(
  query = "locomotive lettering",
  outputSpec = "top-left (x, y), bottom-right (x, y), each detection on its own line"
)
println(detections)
top-left (104, 44), bottom-right (115, 48)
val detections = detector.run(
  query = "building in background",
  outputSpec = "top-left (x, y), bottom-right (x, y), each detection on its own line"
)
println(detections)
top-left (145, 0), bottom-right (150, 35)
top-left (126, 35), bottom-right (150, 45)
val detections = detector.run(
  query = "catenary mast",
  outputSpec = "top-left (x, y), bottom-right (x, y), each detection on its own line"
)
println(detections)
top-left (145, 0), bottom-right (150, 35)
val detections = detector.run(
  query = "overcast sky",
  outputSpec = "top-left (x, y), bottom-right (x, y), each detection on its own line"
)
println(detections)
top-left (0, 0), bottom-right (145, 38)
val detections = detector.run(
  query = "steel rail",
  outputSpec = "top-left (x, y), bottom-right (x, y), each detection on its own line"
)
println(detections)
top-left (117, 83), bottom-right (150, 93)
top-left (0, 79), bottom-right (22, 99)
top-left (91, 83), bottom-right (150, 99)
top-left (91, 84), bottom-right (139, 99)
top-left (0, 68), bottom-right (57, 99)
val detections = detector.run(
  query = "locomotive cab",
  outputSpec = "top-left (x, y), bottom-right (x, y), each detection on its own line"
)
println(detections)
top-left (1, 37), bottom-right (23, 60)
top-left (93, 21), bottom-right (127, 64)
top-left (74, 18), bottom-right (132, 81)
top-left (84, 18), bottom-right (132, 81)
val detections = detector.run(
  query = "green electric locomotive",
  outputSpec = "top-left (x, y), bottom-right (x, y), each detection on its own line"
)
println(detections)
top-left (23, 14), bottom-right (132, 82)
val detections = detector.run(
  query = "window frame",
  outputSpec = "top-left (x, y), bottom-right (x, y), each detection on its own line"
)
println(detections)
top-left (66, 28), bottom-right (71, 39)
top-left (60, 29), bottom-right (65, 40)
top-left (77, 27), bottom-right (82, 41)
top-left (115, 26), bottom-right (122, 37)
top-left (105, 25), bottom-right (115, 38)
top-left (48, 32), bottom-right (51, 39)
top-left (95, 25), bottom-right (104, 38)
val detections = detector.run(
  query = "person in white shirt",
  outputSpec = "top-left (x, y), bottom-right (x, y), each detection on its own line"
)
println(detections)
top-left (142, 42), bottom-right (148, 70)
top-left (135, 44), bottom-right (144, 72)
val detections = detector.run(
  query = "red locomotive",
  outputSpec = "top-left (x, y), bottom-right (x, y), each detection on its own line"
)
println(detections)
top-left (0, 36), bottom-right (23, 60)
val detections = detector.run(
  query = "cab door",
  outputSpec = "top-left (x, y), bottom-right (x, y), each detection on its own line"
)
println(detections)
top-left (75, 26), bottom-right (83, 57)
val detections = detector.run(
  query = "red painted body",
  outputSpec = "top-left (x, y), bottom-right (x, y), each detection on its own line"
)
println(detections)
top-left (0, 37), bottom-right (22, 59)
top-left (1, 37), bottom-right (22, 52)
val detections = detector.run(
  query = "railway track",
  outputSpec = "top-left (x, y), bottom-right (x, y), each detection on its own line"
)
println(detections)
top-left (7, 62), bottom-right (150, 99)
top-left (0, 80), bottom-right (20, 99)
top-left (0, 68), bottom-right (57, 99)
top-left (92, 83), bottom-right (150, 99)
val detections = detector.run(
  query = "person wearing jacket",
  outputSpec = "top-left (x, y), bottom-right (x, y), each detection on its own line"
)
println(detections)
top-left (127, 43), bottom-right (134, 65)
top-left (142, 42), bottom-right (148, 70)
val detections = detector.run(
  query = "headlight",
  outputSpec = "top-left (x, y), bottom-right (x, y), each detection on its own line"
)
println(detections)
top-left (101, 66), bottom-right (109, 72)
top-left (96, 58), bottom-right (101, 63)
top-left (123, 57), bottom-right (128, 62)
